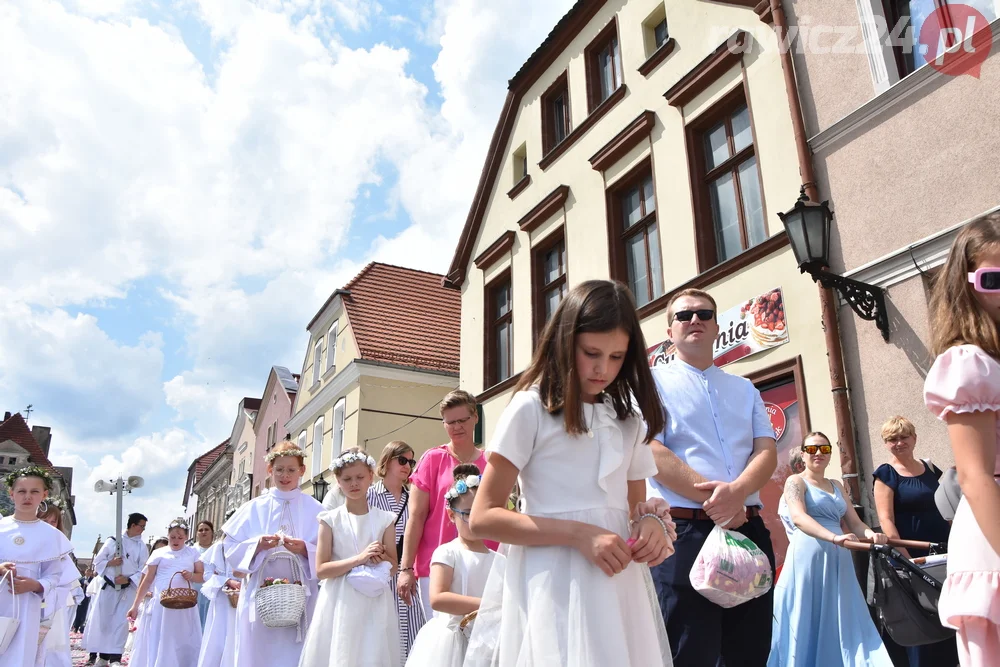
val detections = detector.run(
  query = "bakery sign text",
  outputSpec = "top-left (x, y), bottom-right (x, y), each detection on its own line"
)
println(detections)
top-left (647, 287), bottom-right (790, 368)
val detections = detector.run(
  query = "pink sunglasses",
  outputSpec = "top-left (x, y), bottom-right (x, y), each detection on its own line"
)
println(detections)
top-left (968, 267), bottom-right (1000, 293)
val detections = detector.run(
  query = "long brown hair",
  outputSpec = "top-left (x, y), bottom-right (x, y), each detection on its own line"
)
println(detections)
top-left (930, 212), bottom-right (1000, 358)
top-left (515, 280), bottom-right (665, 440)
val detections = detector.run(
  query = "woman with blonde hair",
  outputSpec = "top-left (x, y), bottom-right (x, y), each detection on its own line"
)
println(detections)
top-left (367, 441), bottom-right (424, 662)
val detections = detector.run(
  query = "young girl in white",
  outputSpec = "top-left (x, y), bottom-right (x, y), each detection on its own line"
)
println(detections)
top-left (298, 448), bottom-right (399, 667)
top-left (127, 537), bottom-right (167, 662)
top-left (0, 466), bottom-right (76, 667)
top-left (35, 501), bottom-right (78, 667)
top-left (405, 464), bottom-right (498, 667)
top-left (127, 520), bottom-right (204, 667)
top-left (222, 439), bottom-right (323, 667)
top-left (196, 539), bottom-right (238, 667)
top-left (468, 280), bottom-right (677, 667)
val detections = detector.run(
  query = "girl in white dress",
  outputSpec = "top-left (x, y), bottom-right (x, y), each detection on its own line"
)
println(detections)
top-left (126, 519), bottom-right (204, 667)
top-left (222, 439), bottom-right (323, 667)
top-left (468, 280), bottom-right (677, 667)
top-left (36, 501), bottom-right (77, 667)
top-left (298, 448), bottom-right (399, 667)
top-left (405, 464), bottom-right (498, 667)
top-left (196, 540), bottom-right (238, 667)
top-left (126, 538), bottom-right (166, 661)
top-left (0, 466), bottom-right (76, 667)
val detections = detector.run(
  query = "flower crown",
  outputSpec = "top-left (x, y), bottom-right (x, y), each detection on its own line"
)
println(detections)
top-left (444, 475), bottom-right (481, 503)
top-left (4, 465), bottom-right (53, 491)
top-left (168, 518), bottom-right (189, 531)
top-left (330, 451), bottom-right (376, 471)
top-left (265, 448), bottom-right (306, 464)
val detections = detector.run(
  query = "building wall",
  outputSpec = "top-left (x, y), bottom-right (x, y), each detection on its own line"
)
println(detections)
top-left (230, 409), bottom-right (258, 499)
top-left (462, 0), bottom-right (838, 479)
top-left (788, 1), bottom-right (1000, 509)
top-left (295, 309), bottom-right (359, 413)
top-left (251, 377), bottom-right (296, 498)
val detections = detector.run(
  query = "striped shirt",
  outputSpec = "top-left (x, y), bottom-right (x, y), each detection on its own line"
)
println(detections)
top-left (368, 480), bottom-right (425, 661)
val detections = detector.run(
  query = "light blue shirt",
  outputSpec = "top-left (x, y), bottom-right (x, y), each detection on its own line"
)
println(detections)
top-left (646, 359), bottom-right (775, 509)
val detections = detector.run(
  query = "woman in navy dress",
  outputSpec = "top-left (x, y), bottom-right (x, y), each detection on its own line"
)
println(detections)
top-left (873, 416), bottom-right (957, 667)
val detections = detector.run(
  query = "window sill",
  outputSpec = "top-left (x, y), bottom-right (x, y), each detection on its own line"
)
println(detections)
top-left (539, 85), bottom-right (627, 171)
top-left (636, 231), bottom-right (789, 320)
top-left (322, 365), bottom-right (338, 381)
top-left (638, 38), bottom-right (676, 77)
top-left (477, 373), bottom-right (522, 403)
top-left (507, 175), bottom-right (531, 200)
top-left (310, 381), bottom-right (321, 393)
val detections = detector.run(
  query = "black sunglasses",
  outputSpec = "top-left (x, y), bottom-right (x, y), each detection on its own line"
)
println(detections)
top-left (674, 309), bottom-right (715, 323)
top-left (396, 456), bottom-right (416, 468)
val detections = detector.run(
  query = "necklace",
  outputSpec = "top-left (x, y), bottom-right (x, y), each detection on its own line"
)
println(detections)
top-left (449, 444), bottom-right (478, 464)
top-left (586, 403), bottom-right (597, 439)
top-left (13, 518), bottom-right (40, 524)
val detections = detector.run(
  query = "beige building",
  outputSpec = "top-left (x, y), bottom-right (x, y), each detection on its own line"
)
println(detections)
top-left (786, 1), bottom-right (1000, 507)
top-left (287, 263), bottom-right (460, 499)
top-left (227, 396), bottom-right (262, 514)
top-left (443, 0), bottom-right (867, 566)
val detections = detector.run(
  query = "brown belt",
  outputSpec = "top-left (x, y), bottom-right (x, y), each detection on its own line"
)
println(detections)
top-left (669, 506), bottom-right (761, 522)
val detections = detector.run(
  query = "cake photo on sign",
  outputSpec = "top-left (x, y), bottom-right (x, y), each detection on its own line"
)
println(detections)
top-left (741, 288), bottom-right (788, 347)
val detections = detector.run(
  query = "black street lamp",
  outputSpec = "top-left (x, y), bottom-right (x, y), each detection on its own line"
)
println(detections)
top-left (311, 475), bottom-right (329, 503)
top-left (779, 187), bottom-right (890, 342)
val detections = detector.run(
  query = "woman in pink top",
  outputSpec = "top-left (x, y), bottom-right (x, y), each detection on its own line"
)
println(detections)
top-left (397, 390), bottom-right (498, 619)
top-left (924, 212), bottom-right (1000, 667)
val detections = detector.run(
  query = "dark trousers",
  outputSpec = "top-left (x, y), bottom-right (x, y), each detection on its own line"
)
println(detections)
top-left (650, 516), bottom-right (776, 667)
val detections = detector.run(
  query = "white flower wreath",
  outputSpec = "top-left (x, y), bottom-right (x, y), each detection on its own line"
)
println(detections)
top-left (264, 448), bottom-right (306, 464)
top-left (443, 475), bottom-right (481, 502)
top-left (330, 451), bottom-right (376, 471)
top-left (168, 518), bottom-right (189, 530)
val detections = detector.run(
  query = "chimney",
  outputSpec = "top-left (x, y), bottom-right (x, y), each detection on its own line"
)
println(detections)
top-left (32, 426), bottom-right (52, 457)
top-left (3, 412), bottom-right (10, 422)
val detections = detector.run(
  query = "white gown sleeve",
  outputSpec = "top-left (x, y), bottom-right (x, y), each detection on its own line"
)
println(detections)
top-left (131, 539), bottom-right (149, 587)
top-left (93, 537), bottom-right (116, 578)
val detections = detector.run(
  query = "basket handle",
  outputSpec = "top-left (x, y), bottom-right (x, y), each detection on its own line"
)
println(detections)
top-left (840, 537), bottom-right (937, 552)
top-left (259, 548), bottom-right (306, 584)
top-left (0, 569), bottom-right (18, 620)
top-left (167, 571), bottom-right (192, 590)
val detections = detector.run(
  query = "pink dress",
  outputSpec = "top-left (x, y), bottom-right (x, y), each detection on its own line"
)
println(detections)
top-left (924, 344), bottom-right (1000, 666)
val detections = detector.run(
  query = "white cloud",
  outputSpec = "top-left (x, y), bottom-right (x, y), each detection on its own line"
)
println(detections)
top-left (0, 301), bottom-right (164, 440)
top-left (4, 0), bottom-right (579, 557)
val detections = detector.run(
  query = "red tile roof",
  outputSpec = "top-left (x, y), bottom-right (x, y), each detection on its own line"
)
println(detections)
top-left (0, 413), bottom-right (59, 475)
top-left (340, 263), bottom-right (461, 373)
top-left (183, 440), bottom-right (228, 507)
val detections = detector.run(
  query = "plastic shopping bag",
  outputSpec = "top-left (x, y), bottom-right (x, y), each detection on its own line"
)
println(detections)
top-left (689, 525), bottom-right (772, 608)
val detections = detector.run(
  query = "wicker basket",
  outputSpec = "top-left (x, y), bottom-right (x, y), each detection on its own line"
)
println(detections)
top-left (224, 587), bottom-right (240, 609)
top-left (255, 550), bottom-right (306, 628)
top-left (459, 610), bottom-right (477, 640)
top-left (160, 572), bottom-right (198, 610)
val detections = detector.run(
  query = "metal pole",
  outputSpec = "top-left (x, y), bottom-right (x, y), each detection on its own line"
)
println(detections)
top-left (114, 477), bottom-right (123, 580)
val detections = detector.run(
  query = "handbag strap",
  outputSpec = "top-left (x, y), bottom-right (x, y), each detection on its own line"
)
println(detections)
top-left (0, 570), bottom-right (18, 620)
top-left (393, 490), bottom-right (409, 527)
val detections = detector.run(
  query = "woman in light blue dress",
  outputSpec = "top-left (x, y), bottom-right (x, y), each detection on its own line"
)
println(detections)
top-left (769, 432), bottom-right (894, 667)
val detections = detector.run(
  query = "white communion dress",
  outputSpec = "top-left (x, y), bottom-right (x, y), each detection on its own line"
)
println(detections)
top-left (0, 517), bottom-right (77, 667)
top-left (222, 487), bottom-right (323, 667)
top-left (197, 542), bottom-right (237, 667)
top-left (127, 545), bottom-right (203, 667)
top-left (404, 539), bottom-right (498, 667)
top-left (464, 389), bottom-right (673, 667)
top-left (297, 506), bottom-right (400, 667)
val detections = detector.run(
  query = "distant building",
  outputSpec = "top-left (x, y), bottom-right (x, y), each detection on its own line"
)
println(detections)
top-left (0, 411), bottom-right (76, 537)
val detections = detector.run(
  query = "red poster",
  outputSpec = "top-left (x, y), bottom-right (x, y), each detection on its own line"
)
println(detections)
top-left (757, 380), bottom-right (801, 570)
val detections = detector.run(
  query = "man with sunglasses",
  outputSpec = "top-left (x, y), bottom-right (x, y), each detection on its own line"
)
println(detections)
top-left (647, 288), bottom-right (778, 667)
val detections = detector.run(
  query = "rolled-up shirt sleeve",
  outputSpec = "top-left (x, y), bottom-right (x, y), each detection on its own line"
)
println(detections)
top-left (751, 389), bottom-right (776, 440)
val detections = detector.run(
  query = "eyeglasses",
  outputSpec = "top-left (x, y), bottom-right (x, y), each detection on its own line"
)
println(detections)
top-left (801, 444), bottom-right (833, 455)
top-left (451, 508), bottom-right (471, 523)
top-left (673, 309), bottom-right (715, 323)
top-left (396, 456), bottom-right (416, 468)
top-left (968, 267), bottom-right (1000, 292)
top-left (443, 416), bottom-right (473, 428)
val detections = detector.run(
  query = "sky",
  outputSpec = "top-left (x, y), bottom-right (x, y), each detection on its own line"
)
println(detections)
top-left (0, 0), bottom-right (578, 554)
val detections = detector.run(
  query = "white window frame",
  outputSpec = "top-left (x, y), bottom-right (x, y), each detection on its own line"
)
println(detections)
top-left (326, 322), bottom-right (338, 374)
top-left (856, 0), bottom-right (902, 93)
top-left (266, 424), bottom-right (274, 451)
top-left (311, 416), bottom-right (325, 478)
top-left (297, 430), bottom-right (307, 451)
top-left (332, 398), bottom-right (347, 456)
top-left (312, 339), bottom-right (324, 386)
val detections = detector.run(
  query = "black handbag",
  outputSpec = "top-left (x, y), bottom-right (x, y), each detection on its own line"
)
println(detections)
top-left (394, 490), bottom-right (409, 561)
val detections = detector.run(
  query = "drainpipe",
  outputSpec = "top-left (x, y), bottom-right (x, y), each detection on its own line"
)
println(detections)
top-left (765, 0), bottom-right (864, 511)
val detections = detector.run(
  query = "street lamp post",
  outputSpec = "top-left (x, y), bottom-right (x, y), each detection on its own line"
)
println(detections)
top-left (778, 186), bottom-right (890, 342)
top-left (94, 475), bottom-right (144, 589)
top-left (311, 475), bottom-right (329, 503)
